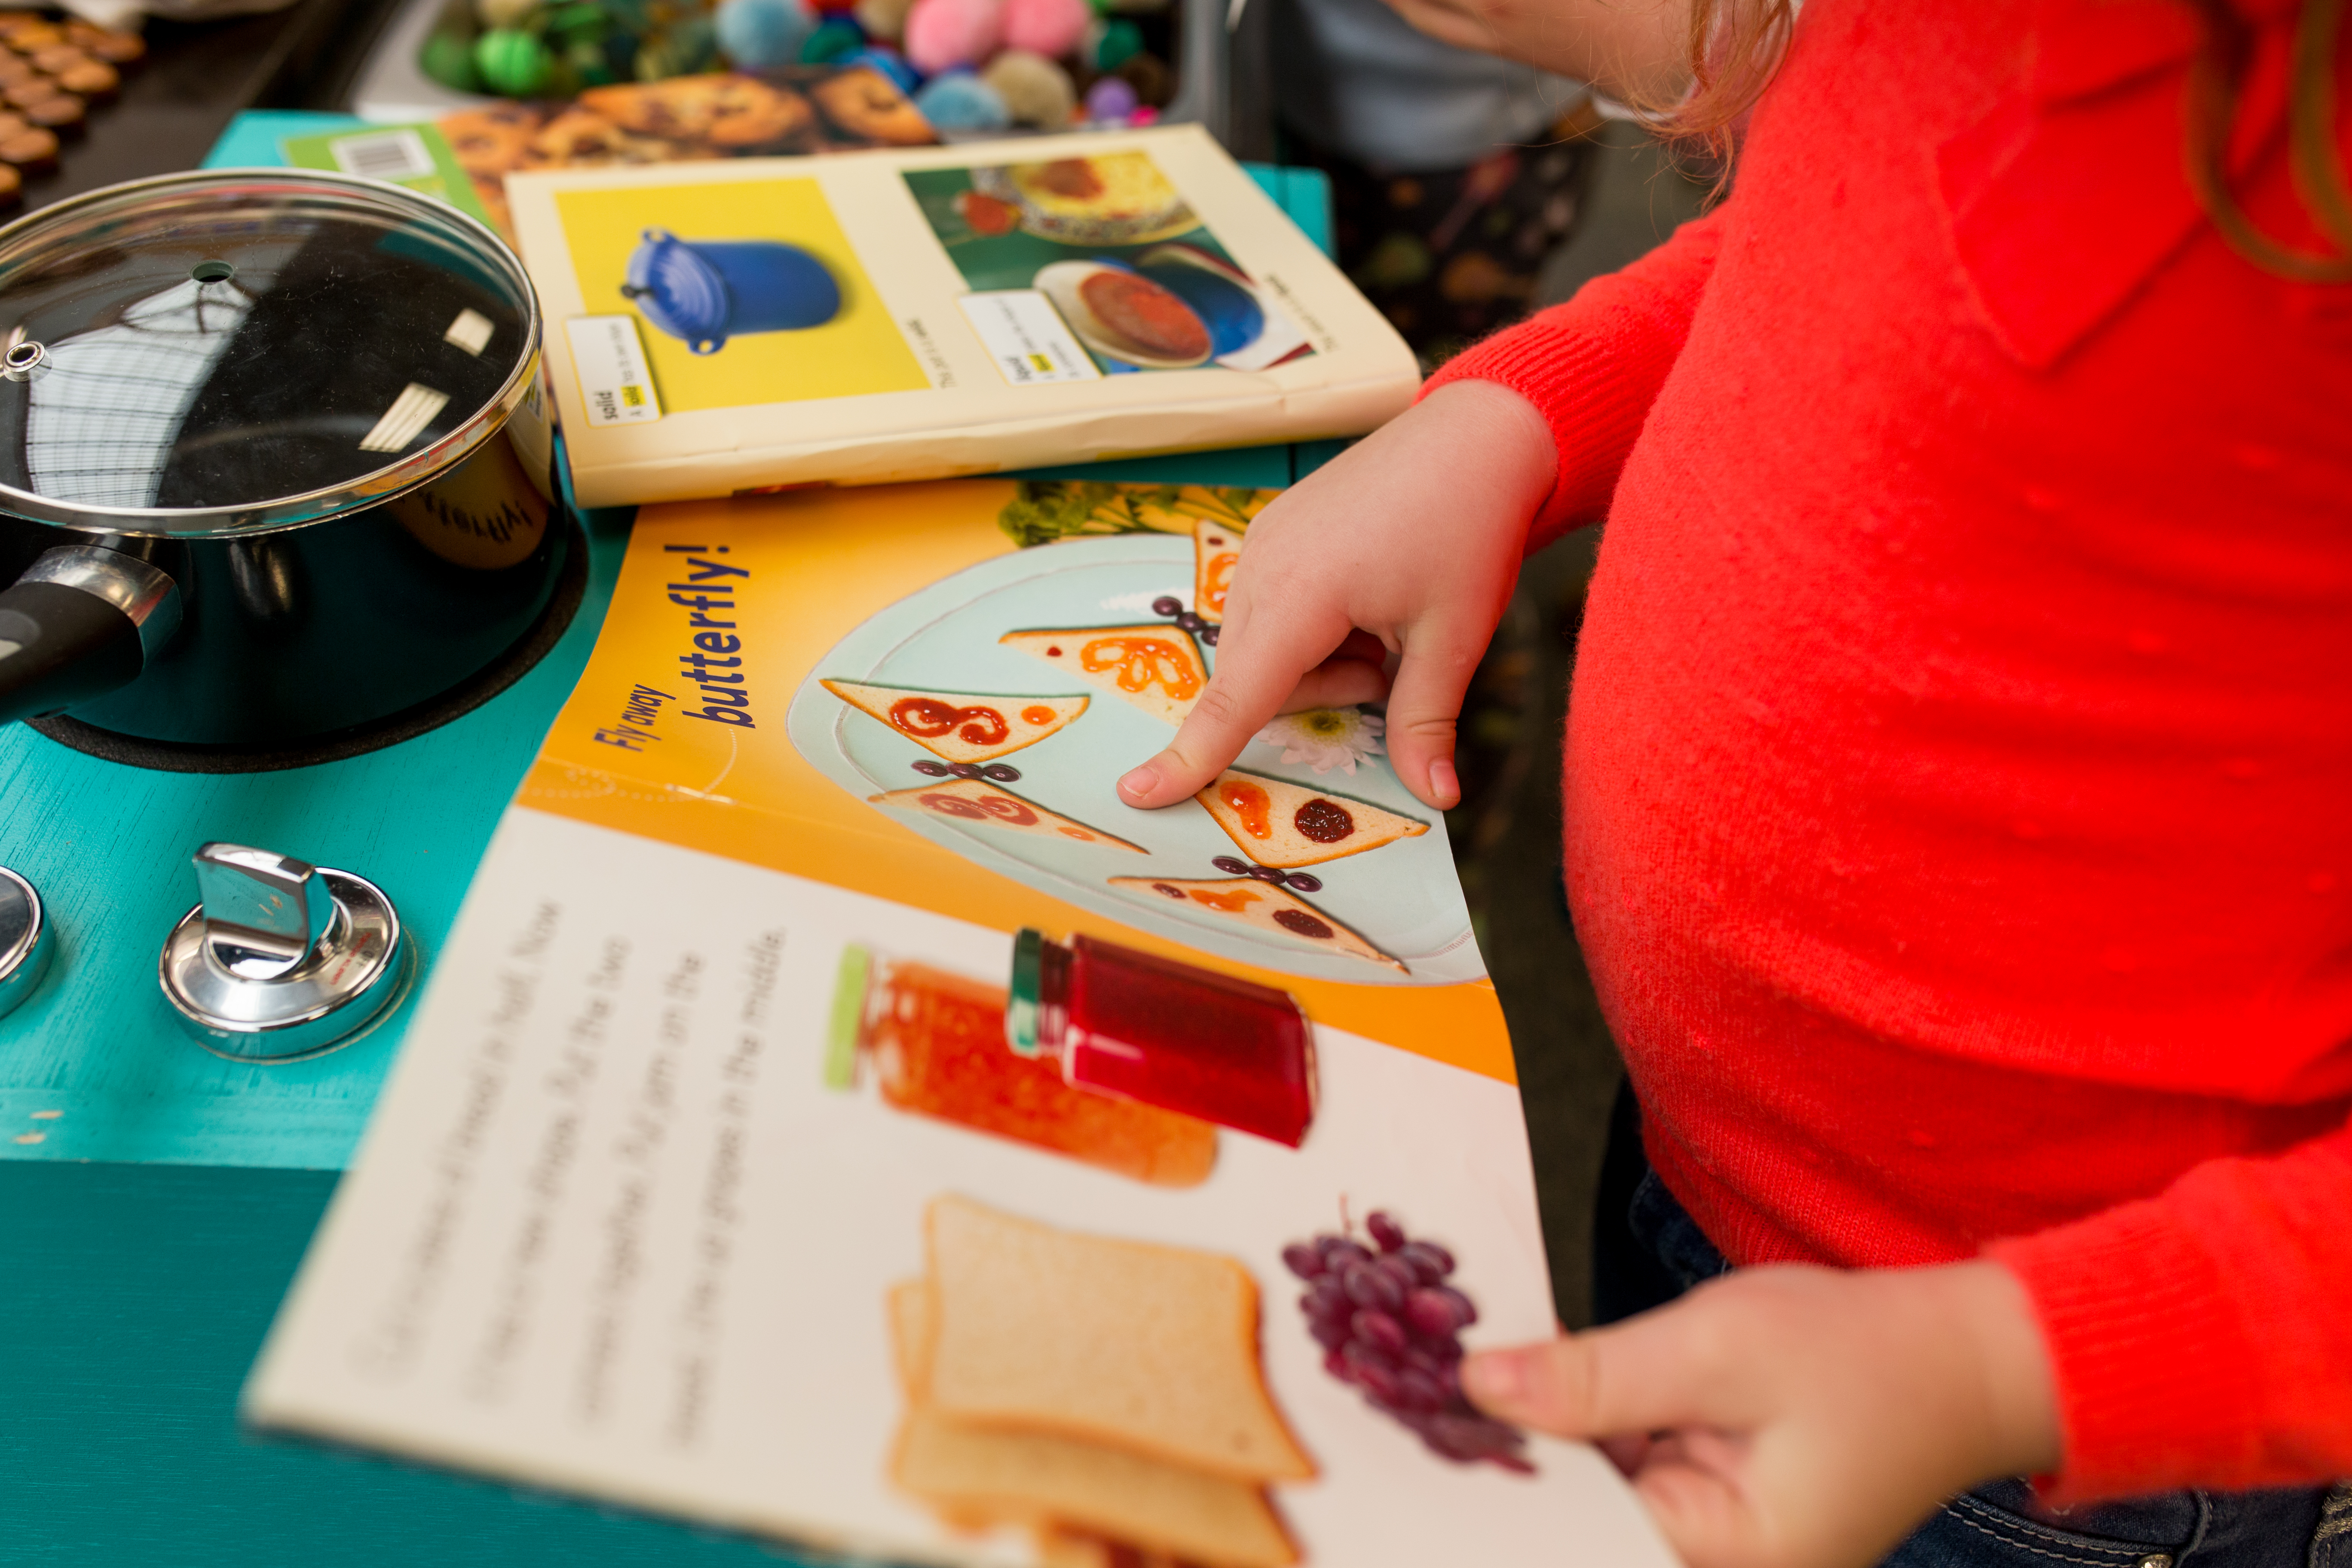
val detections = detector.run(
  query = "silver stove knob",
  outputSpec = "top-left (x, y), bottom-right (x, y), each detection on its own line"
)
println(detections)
top-left (158, 843), bottom-right (413, 1063)
top-left (0, 865), bottom-right (52, 1020)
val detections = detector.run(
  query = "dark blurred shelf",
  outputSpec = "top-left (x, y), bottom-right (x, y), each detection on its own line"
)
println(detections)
top-left (21, 0), bottom-right (401, 212)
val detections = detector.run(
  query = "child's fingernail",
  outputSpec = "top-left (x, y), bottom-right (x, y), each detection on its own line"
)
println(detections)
top-left (1117, 763), bottom-right (1159, 800)
top-left (1428, 757), bottom-right (1459, 806)
top-left (1463, 1350), bottom-right (1523, 1406)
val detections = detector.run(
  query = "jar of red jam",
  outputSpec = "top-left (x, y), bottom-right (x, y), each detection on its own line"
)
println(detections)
top-left (1005, 929), bottom-right (1318, 1148)
top-left (826, 944), bottom-right (1217, 1187)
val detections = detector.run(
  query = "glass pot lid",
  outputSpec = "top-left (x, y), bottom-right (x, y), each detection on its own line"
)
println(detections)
top-left (0, 168), bottom-right (540, 537)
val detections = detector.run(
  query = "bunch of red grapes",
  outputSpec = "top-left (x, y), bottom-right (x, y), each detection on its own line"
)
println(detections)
top-left (1283, 1210), bottom-right (1533, 1472)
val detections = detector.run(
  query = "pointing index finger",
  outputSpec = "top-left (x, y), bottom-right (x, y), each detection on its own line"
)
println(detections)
top-left (1117, 588), bottom-right (1354, 808)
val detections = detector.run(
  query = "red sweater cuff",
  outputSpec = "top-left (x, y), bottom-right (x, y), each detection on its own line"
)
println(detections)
top-left (1417, 208), bottom-right (1726, 549)
top-left (1988, 1204), bottom-right (2259, 1500)
top-left (1421, 315), bottom-right (1689, 545)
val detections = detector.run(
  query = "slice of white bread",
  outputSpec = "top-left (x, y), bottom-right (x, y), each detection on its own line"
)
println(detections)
top-left (868, 777), bottom-right (1147, 853)
top-left (820, 680), bottom-right (1089, 764)
top-left (1193, 517), bottom-right (1241, 625)
top-left (922, 1196), bottom-right (1315, 1484)
top-left (1195, 769), bottom-right (1428, 869)
top-left (1109, 876), bottom-right (1404, 972)
top-left (998, 627), bottom-right (1208, 727)
top-left (887, 1276), bottom-right (935, 1396)
top-left (890, 1408), bottom-right (1299, 1568)
top-left (888, 1276), bottom-right (1299, 1568)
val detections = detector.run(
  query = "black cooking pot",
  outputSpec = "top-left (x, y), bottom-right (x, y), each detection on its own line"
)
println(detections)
top-left (0, 169), bottom-right (575, 767)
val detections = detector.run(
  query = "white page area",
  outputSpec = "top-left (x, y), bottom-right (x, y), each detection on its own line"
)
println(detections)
top-left (246, 807), bottom-right (1675, 1568)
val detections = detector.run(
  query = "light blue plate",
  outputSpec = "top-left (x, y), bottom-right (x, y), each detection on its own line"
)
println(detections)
top-left (784, 533), bottom-right (1484, 986)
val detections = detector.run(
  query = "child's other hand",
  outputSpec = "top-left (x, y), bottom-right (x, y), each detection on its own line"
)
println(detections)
top-left (1115, 380), bottom-right (1556, 813)
top-left (1463, 1261), bottom-right (2063, 1568)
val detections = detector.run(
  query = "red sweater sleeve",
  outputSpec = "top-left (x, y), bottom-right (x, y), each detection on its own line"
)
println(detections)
top-left (1987, 1123), bottom-right (2352, 1499)
top-left (1420, 208), bottom-right (1727, 549)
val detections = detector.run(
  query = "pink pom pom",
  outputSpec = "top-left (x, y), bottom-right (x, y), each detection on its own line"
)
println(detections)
top-left (1001, 0), bottom-right (1087, 59)
top-left (903, 0), bottom-right (1001, 74)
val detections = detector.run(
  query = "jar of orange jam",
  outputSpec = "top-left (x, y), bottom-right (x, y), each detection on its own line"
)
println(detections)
top-left (826, 945), bottom-right (1216, 1188)
top-left (1006, 929), bottom-right (1318, 1148)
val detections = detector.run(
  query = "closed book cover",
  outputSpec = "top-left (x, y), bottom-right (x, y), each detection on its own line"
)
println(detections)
top-left (242, 478), bottom-right (1672, 1568)
top-left (503, 126), bottom-right (1420, 507)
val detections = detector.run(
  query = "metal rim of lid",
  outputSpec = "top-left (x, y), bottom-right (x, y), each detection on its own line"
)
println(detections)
top-left (157, 864), bottom-right (412, 1062)
top-left (0, 864), bottom-right (49, 1016)
top-left (0, 166), bottom-right (542, 540)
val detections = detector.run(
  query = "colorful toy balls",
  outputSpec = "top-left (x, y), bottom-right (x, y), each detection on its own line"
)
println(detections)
top-left (715, 0), bottom-right (814, 66)
top-left (913, 69), bottom-right (1011, 130)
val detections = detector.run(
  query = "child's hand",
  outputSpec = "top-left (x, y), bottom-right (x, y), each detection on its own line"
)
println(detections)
top-left (1115, 380), bottom-right (1556, 812)
top-left (1463, 1261), bottom-right (2063, 1568)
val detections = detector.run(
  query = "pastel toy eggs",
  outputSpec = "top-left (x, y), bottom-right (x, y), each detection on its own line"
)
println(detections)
top-left (846, 43), bottom-right (918, 89)
top-left (1082, 72), bottom-right (1136, 122)
top-left (914, 69), bottom-right (1010, 131)
top-left (853, 0), bottom-right (915, 39)
top-left (473, 28), bottom-right (552, 95)
top-left (1001, 0), bottom-right (1087, 58)
top-left (903, 0), bottom-right (1000, 74)
top-left (419, 29), bottom-right (481, 90)
top-left (797, 13), bottom-right (867, 61)
top-left (716, 0), bottom-right (814, 66)
top-left (1091, 15), bottom-right (1140, 68)
top-left (981, 48), bottom-right (1073, 126)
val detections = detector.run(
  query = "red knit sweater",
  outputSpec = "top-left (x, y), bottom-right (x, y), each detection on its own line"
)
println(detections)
top-left (1427, 0), bottom-right (2352, 1503)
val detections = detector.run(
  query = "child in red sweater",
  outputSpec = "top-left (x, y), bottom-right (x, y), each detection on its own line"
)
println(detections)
top-left (1117, 1), bottom-right (2352, 1565)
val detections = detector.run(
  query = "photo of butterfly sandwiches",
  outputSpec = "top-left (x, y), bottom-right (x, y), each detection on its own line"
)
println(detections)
top-left (886, 1196), bottom-right (1309, 1568)
top-left (821, 679), bottom-right (1090, 764)
top-left (1195, 769), bottom-right (1428, 870)
top-left (999, 625), bottom-right (1210, 727)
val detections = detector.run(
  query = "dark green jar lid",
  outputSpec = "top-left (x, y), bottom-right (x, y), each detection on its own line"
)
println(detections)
top-left (1005, 927), bottom-right (1044, 1058)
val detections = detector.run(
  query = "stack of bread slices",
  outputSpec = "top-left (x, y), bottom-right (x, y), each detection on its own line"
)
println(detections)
top-left (889, 1196), bottom-right (1316, 1568)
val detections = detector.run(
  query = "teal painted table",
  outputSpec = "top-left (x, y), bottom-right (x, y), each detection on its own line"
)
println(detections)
top-left (0, 120), bottom-right (1346, 1563)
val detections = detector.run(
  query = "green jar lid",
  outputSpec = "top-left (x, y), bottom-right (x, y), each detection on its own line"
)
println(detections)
top-left (1005, 927), bottom-right (1044, 1058)
top-left (823, 943), bottom-right (870, 1090)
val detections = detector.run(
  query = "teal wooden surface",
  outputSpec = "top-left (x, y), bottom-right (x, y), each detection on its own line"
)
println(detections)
top-left (0, 119), bottom-right (1345, 1170)
top-left (0, 121), bottom-right (1355, 1568)
top-left (0, 506), bottom-right (636, 1168)
top-left (0, 1161), bottom-right (810, 1567)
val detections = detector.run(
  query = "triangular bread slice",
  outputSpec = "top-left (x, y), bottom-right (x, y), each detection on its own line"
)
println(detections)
top-left (820, 679), bottom-right (1088, 764)
top-left (997, 627), bottom-right (1209, 727)
top-left (868, 777), bottom-right (1147, 853)
top-left (1196, 769), bottom-right (1428, 868)
top-left (1193, 517), bottom-right (1242, 625)
top-left (889, 1408), bottom-right (1300, 1568)
top-left (923, 1196), bottom-right (1315, 1484)
top-left (888, 1277), bottom-right (1299, 1568)
top-left (1109, 876), bottom-right (1404, 971)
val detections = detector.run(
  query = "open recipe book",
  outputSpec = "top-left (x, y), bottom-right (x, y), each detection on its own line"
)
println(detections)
top-left (504, 126), bottom-right (1419, 506)
top-left (243, 480), bottom-right (1676, 1568)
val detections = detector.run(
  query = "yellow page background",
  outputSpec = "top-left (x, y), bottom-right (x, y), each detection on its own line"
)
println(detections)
top-left (518, 480), bottom-right (1516, 1083)
top-left (556, 178), bottom-right (928, 411)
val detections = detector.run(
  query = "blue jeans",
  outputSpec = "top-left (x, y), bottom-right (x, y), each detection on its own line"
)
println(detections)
top-left (1590, 1085), bottom-right (2350, 1568)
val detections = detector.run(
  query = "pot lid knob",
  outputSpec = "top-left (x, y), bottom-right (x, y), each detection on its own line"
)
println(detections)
top-left (159, 842), bottom-right (412, 1063)
top-left (0, 865), bottom-right (52, 1021)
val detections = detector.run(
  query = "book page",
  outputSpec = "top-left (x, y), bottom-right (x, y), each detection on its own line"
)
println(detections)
top-left (246, 481), bottom-right (1676, 1568)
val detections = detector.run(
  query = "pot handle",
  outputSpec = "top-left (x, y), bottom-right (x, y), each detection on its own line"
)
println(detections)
top-left (0, 545), bottom-right (181, 727)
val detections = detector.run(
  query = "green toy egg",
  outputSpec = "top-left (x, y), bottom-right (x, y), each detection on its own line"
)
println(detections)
top-left (420, 29), bottom-right (483, 91)
top-left (474, 27), bottom-right (554, 95)
top-left (1093, 16), bottom-right (1140, 68)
